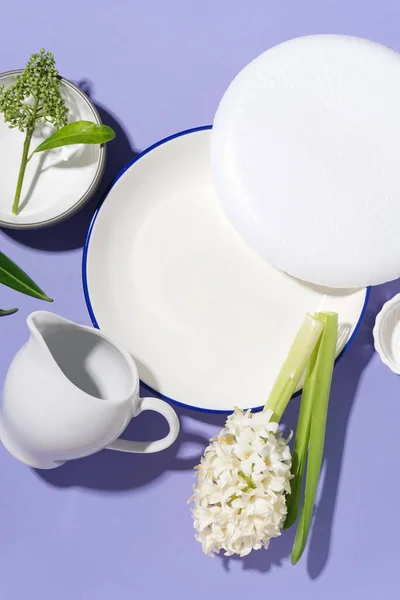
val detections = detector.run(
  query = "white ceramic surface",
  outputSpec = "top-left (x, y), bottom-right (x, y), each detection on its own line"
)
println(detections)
top-left (211, 34), bottom-right (400, 289)
top-left (84, 128), bottom-right (368, 412)
top-left (0, 312), bottom-right (180, 469)
top-left (0, 71), bottom-right (105, 228)
top-left (373, 294), bottom-right (400, 375)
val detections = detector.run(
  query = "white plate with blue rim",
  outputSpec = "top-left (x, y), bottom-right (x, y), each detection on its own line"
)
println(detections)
top-left (83, 126), bottom-right (369, 413)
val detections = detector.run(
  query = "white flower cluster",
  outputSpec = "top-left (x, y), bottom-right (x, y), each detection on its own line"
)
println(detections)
top-left (190, 408), bottom-right (292, 557)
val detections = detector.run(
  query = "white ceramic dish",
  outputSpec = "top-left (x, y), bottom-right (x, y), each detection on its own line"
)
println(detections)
top-left (211, 34), bottom-right (400, 289)
top-left (0, 70), bottom-right (105, 229)
top-left (373, 294), bottom-right (400, 375)
top-left (83, 127), bottom-right (369, 413)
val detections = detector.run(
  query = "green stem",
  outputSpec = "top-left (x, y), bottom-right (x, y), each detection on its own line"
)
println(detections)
top-left (284, 337), bottom-right (320, 530)
top-left (12, 96), bottom-right (39, 215)
top-left (291, 312), bottom-right (338, 565)
top-left (26, 149), bottom-right (35, 164)
top-left (238, 471), bottom-right (256, 490)
top-left (264, 314), bottom-right (323, 421)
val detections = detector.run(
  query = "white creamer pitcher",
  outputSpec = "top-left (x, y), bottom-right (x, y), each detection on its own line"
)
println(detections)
top-left (0, 312), bottom-right (180, 469)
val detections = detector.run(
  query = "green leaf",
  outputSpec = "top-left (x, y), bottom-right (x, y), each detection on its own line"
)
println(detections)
top-left (264, 314), bottom-right (323, 421)
top-left (284, 338), bottom-right (320, 530)
top-left (291, 312), bottom-right (338, 565)
top-left (33, 120), bottom-right (115, 153)
top-left (0, 251), bottom-right (53, 302)
top-left (0, 307), bottom-right (18, 316)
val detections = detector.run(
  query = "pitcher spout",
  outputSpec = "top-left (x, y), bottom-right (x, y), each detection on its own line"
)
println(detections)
top-left (27, 310), bottom-right (71, 344)
top-left (27, 311), bottom-right (139, 406)
top-left (26, 311), bottom-right (92, 387)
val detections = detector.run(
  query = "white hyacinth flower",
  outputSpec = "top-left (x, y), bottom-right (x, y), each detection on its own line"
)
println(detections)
top-left (189, 407), bottom-right (292, 557)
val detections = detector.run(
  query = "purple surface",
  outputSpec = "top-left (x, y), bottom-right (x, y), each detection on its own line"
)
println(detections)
top-left (0, 1), bottom-right (399, 597)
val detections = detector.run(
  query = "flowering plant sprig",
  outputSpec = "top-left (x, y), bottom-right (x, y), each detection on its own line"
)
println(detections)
top-left (0, 49), bottom-right (115, 215)
top-left (190, 312), bottom-right (338, 564)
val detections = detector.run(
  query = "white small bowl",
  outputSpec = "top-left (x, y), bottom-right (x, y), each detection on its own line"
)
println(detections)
top-left (373, 294), bottom-right (400, 374)
top-left (0, 70), bottom-right (106, 229)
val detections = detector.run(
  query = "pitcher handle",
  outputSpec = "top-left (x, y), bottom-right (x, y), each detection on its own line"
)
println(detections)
top-left (106, 397), bottom-right (180, 454)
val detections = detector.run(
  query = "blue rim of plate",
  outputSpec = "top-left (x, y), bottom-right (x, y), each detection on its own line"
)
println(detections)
top-left (82, 125), bottom-right (371, 414)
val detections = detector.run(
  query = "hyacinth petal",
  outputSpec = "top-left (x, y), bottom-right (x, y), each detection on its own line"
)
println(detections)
top-left (190, 408), bottom-right (292, 557)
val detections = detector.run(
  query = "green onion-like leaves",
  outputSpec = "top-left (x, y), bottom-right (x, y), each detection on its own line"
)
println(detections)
top-left (284, 337), bottom-right (320, 530)
top-left (0, 251), bottom-right (53, 302)
top-left (290, 312), bottom-right (338, 565)
top-left (33, 121), bottom-right (116, 154)
top-left (264, 314), bottom-right (323, 421)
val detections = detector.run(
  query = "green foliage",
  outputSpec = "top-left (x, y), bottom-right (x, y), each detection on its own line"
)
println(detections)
top-left (0, 49), bottom-right (68, 133)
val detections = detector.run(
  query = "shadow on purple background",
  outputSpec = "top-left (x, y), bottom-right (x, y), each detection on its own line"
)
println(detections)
top-left (1, 80), bottom-right (138, 252)
top-left (35, 399), bottom-right (224, 489)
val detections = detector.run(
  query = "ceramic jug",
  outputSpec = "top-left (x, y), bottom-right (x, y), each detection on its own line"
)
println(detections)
top-left (0, 312), bottom-right (180, 469)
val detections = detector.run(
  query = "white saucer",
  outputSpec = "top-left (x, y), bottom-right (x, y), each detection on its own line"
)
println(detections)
top-left (83, 127), bottom-right (368, 413)
top-left (0, 71), bottom-right (105, 228)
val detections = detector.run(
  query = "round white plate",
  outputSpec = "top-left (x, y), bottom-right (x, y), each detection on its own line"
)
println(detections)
top-left (83, 127), bottom-right (369, 413)
top-left (211, 35), bottom-right (400, 289)
top-left (0, 71), bottom-right (105, 228)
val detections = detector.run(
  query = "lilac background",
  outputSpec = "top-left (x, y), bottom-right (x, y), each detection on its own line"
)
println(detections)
top-left (0, 1), bottom-right (399, 597)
